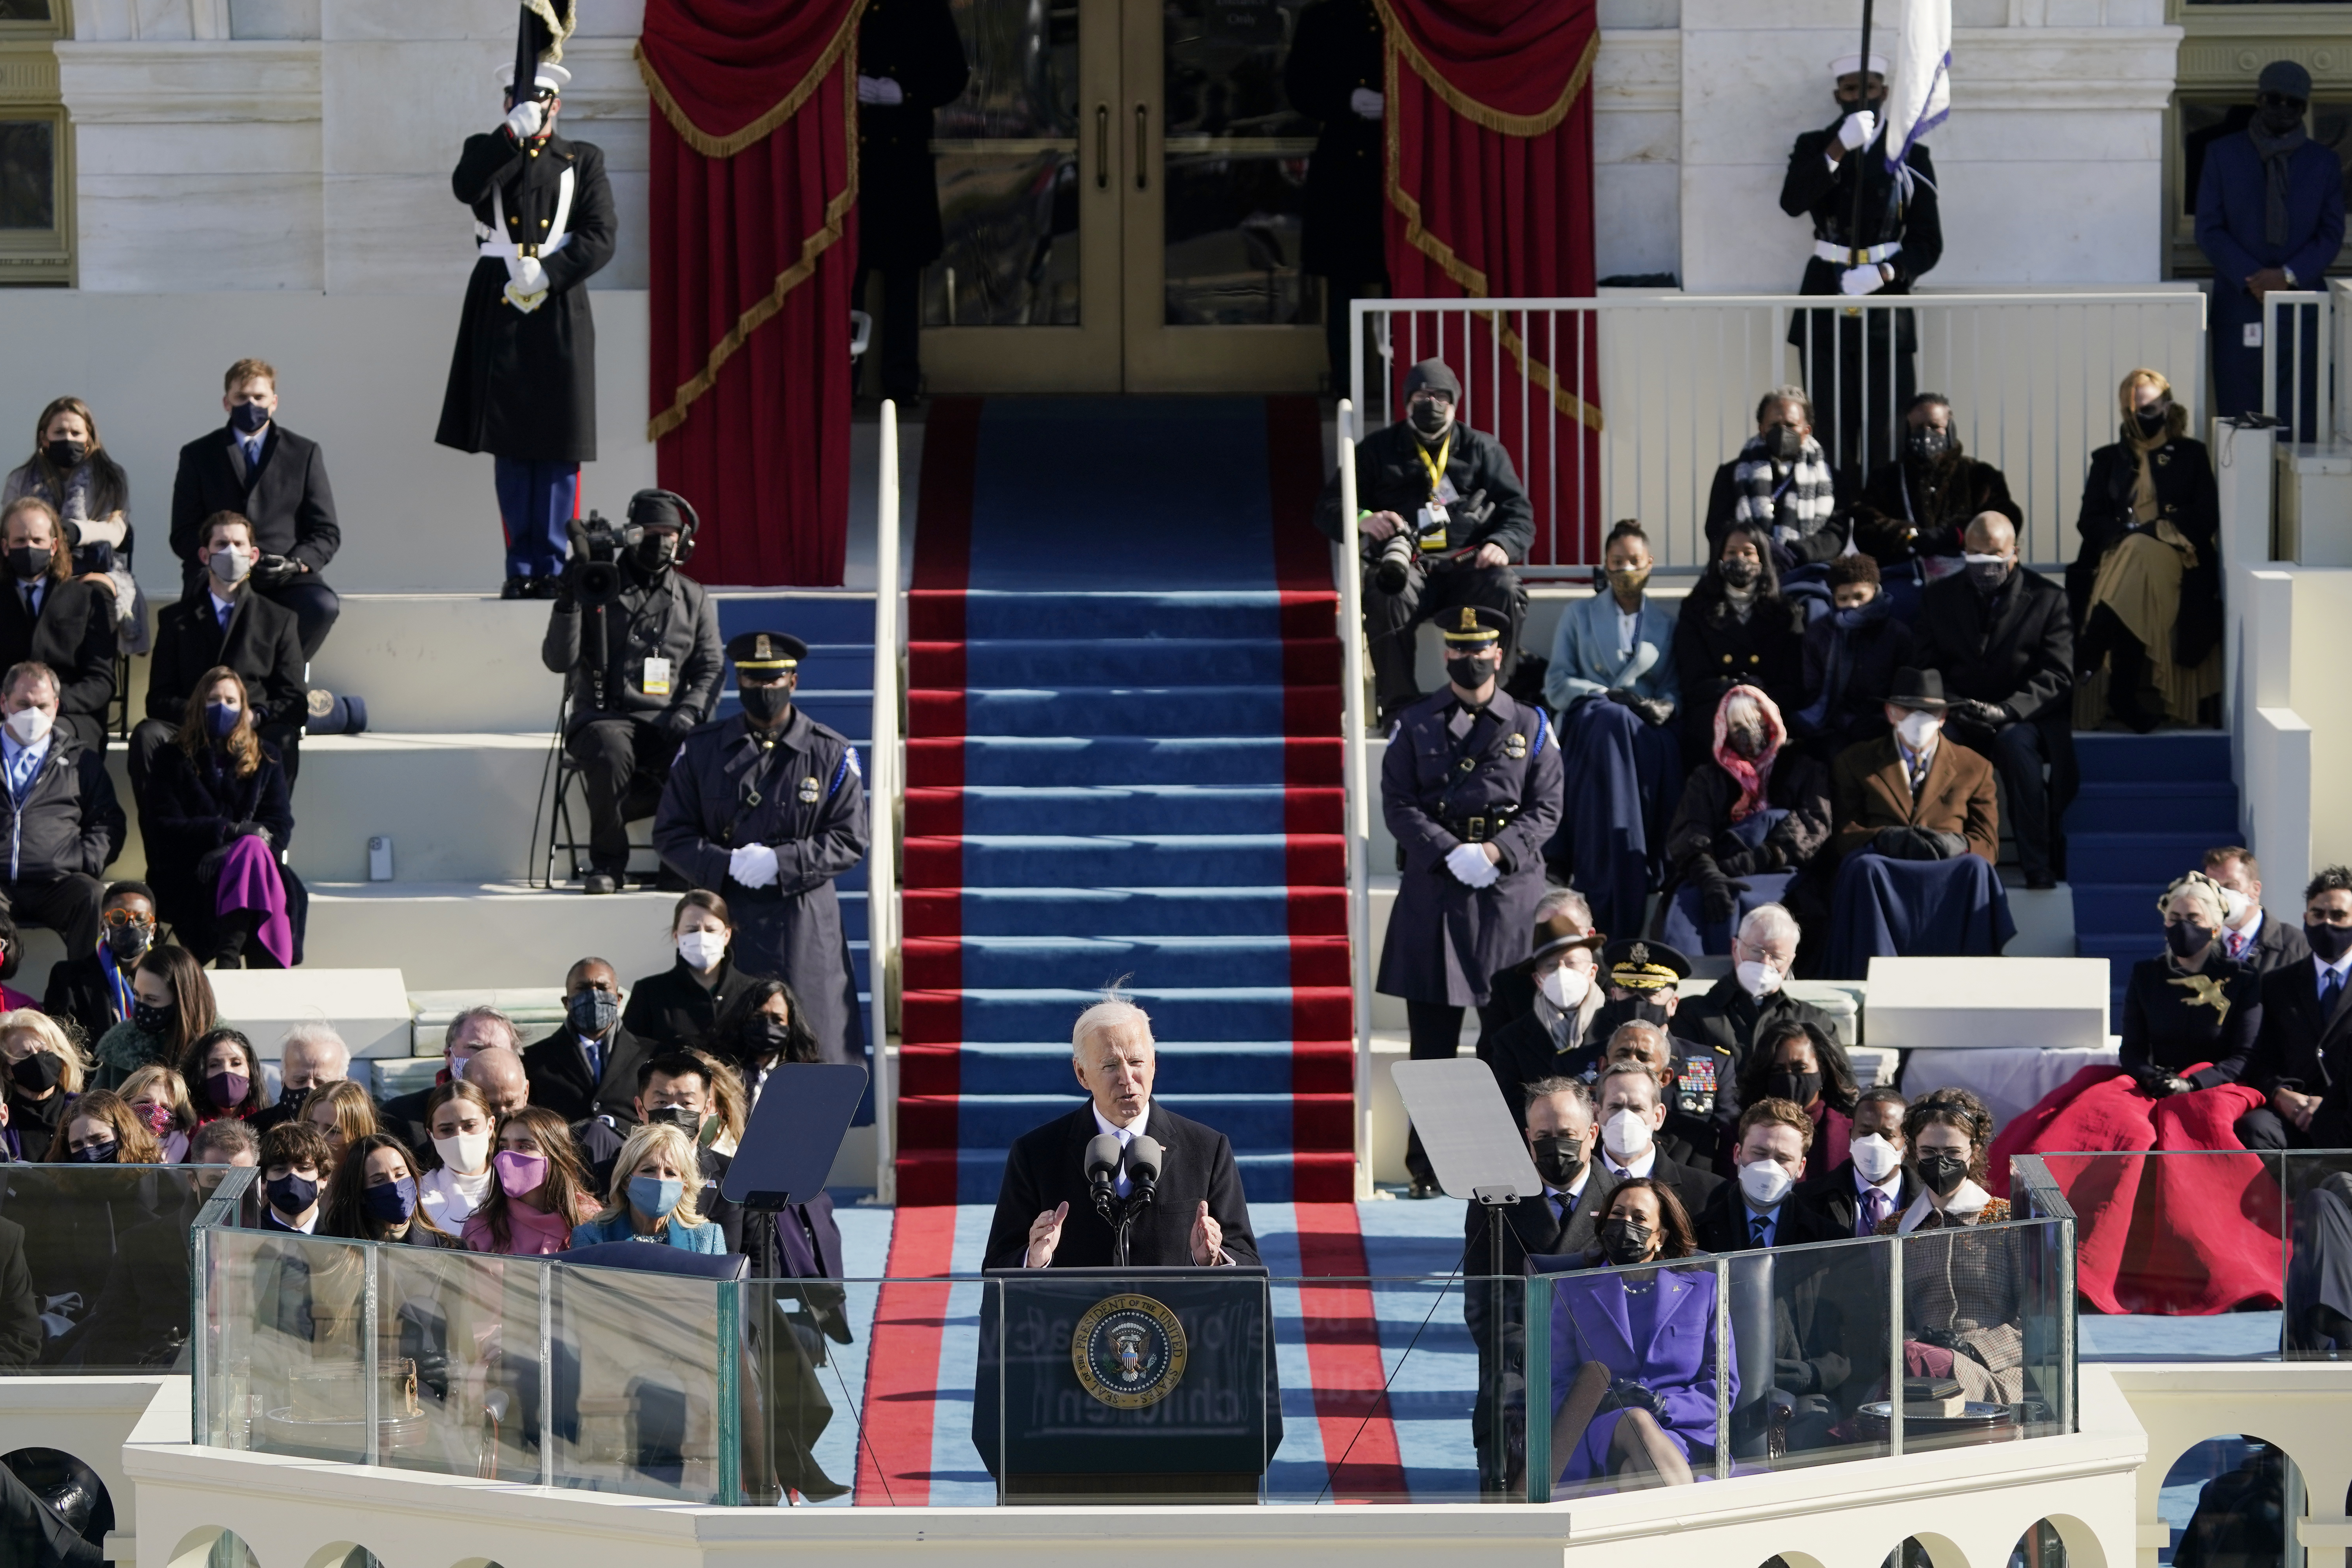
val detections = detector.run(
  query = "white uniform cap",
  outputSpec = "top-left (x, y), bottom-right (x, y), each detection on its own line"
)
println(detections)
top-left (1830, 53), bottom-right (1889, 78)
top-left (497, 61), bottom-right (573, 93)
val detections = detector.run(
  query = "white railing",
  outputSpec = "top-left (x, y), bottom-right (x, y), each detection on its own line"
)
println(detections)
top-left (871, 400), bottom-right (904, 1201)
top-left (2263, 287), bottom-right (2332, 445)
top-left (1336, 400), bottom-right (1374, 1200)
top-left (1351, 292), bottom-right (2209, 572)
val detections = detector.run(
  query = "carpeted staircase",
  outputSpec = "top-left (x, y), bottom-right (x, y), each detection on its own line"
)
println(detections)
top-left (2065, 731), bottom-right (2240, 1013)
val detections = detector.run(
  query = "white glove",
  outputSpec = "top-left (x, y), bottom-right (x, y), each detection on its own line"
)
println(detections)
top-left (511, 254), bottom-right (546, 293)
top-left (1772, 523), bottom-right (1800, 546)
top-left (729, 842), bottom-right (781, 889)
top-left (1443, 843), bottom-right (1499, 888)
top-left (1839, 264), bottom-right (1885, 298)
top-left (1837, 109), bottom-right (1877, 151)
top-left (1349, 87), bottom-right (1384, 120)
top-left (503, 281), bottom-right (548, 314)
top-left (857, 74), bottom-right (905, 106)
top-left (505, 100), bottom-right (545, 140)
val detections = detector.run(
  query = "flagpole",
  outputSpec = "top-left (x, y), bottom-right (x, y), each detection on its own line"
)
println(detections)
top-left (1847, 0), bottom-right (1877, 264)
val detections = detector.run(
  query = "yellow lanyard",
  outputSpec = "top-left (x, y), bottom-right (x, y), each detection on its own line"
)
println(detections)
top-left (1416, 432), bottom-right (1452, 499)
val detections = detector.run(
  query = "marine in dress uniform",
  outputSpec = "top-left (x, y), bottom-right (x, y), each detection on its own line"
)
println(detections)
top-left (652, 632), bottom-right (871, 1073)
top-left (1778, 53), bottom-right (1942, 480)
top-left (855, 0), bottom-right (969, 404)
top-left (1285, 0), bottom-right (1388, 384)
top-left (1377, 604), bottom-right (1563, 1196)
top-left (434, 59), bottom-right (617, 599)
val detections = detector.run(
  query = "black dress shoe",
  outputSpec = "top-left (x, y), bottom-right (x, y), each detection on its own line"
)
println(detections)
top-left (526, 576), bottom-right (563, 601)
top-left (583, 872), bottom-right (619, 895)
top-left (2024, 869), bottom-right (2058, 891)
top-left (499, 575), bottom-right (528, 601)
top-left (1407, 1175), bottom-right (1439, 1200)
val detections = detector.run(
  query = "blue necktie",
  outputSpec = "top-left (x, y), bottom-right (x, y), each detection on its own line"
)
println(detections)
top-left (2325, 968), bottom-right (2344, 1016)
top-left (242, 435), bottom-right (263, 472)
top-left (581, 1037), bottom-right (601, 1082)
top-left (1751, 1214), bottom-right (1772, 1247)
top-left (5, 744), bottom-right (38, 801)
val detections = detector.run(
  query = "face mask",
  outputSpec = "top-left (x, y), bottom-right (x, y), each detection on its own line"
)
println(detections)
top-left (648, 1104), bottom-right (706, 1138)
top-left (205, 1071), bottom-right (249, 1108)
top-left (628, 1174), bottom-right (684, 1218)
top-left (1539, 965), bottom-right (1590, 1011)
top-left (746, 1016), bottom-right (795, 1062)
top-left (1607, 566), bottom-right (1650, 596)
top-left (133, 1000), bottom-right (173, 1036)
top-left (1630, 995), bottom-right (1670, 1029)
top-left (363, 1176), bottom-right (419, 1225)
top-left (492, 1149), bottom-right (547, 1196)
top-left (1445, 654), bottom-right (1495, 691)
top-left (1530, 1133), bottom-right (1586, 1189)
top-left (2259, 100), bottom-right (2306, 136)
top-left (677, 929), bottom-right (728, 970)
top-left (1598, 1218), bottom-right (1652, 1266)
top-left (276, 1083), bottom-right (312, 1116)
top-left (69, 1140), bottom-right (119, 1165)
top-left (229, 400), bottom-right (270, 434)
top-left (1963, 553), bottom-right (2012, 593)
top-left (1765, 1069), bottom-right (1822, 1106)
top-left (1408, 400), bottom-right (1451, 437)
top-left (1726, 723), bottom-right (1768, 760)
top-left (2216, 884), bottom-right (2252, 926)
top-left (1764, 424), bottom-right (1804, 464)
top-left (1739, 1158), bottom-right (1794, 1208)
top-left (1718, 557), bottom-right (1760, 590)
top-left (1915, 1151), bottom-right (1970, 1198)
top-left (5, 545), bottom-right (46, 581)
top-left (433, 1130), bottom-right (491, 1174)
top-left (8, 1051), bottom-right (60, 1093)
top-left (5, 706), bottom-right (50, 746)
top-left (2166, 919), bottom-right (2215, 960)
top-left (1851, 1132), bottom-right (1903, 1184)
top-left (1735, 960), bottom-right (1783, 999)
top-left (42, 439), bottom-right (85, 469)
top-left (138, 1102), bottom-right (175, 1135)
top-left (739, 681), bottom-right (792, 725)
top-left (1602, 1108), bottom-right (1653, 1162)
top-left (209, 546), bottom-right (251, 585)
top-left (2134, 404), bottom-right (2169, 437)
top-left (632, 533), bottom-right (678, 573)
top-left (265, 1172), bottom-right (318, 1214)
top-left (2306, 921), bottom-right (2352, 965)
top-left (1894, 710), bottom-right (1942, 751)
top-left (1904, 428), bottom-right (1951, 461)
top-left (107, 920), bottom-right (152, 964)
top-left (205, 702), bottom-right (242, 740)
top-left (567, 988), bottom-right (619, 1036)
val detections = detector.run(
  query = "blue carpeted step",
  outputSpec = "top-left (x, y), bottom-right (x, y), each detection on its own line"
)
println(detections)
top-left (953, 685), bottom-right (1308, 737)
top-left (950, 1041), bottom-right (1305, 1095)
top-left (944, 736), bottom-right (1313, 786)
top-left (941, 1145), bottom-right (1306, 1205)
top-left (958, 590), bottom-right (1306, 641)
top-left (714, 594), bottom-right (875, 644)
top-left (2065, 831), bottom-right (2218, 886)
top-left (947, 886), bottom-right (1309, 937)
top-left (967, 637), bottom-right (1298, 686)
top-left (2074, 731), bottom-right (2231, 782)
top-left (957, 1091), bottom-right (1304, 1150)
top-left (2063, 781), bottom-right (2238, 836)
top-left (944, 833), bottom-right (1320, 888)
top-left (935, 785), bottom-right (1305, 836)
top-left (2068, 881), bottom-right (2178, 932)
top-left (936, 934), bottom-right (1303, 988)
top-left (947, 985), bottom-right (1312, 1042)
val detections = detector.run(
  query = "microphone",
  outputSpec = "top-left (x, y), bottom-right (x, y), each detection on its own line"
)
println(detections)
top-left (1125, 1135), bottom-right (1165, 1203)
top-left (1085, 1133), bottom-right (1124, 1218)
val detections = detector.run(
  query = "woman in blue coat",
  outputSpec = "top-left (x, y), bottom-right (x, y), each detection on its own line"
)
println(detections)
top-left (570, 1122), bottom-right (726, 1254)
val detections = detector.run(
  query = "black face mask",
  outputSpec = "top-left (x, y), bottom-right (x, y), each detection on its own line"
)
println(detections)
top-left (1764, 424), bottom-right (1804, 464)
top-left (42, 439), bottom-right (85, 470)
top-left (1726, 723), bottom-right (1768, 760)
top-left (2165, 919), bottom-right (2215, 960)
top-left (1445, 654), bottom-right (1495, 692)
top-left (1631, 995), bottom-right (1671, 1029)
top-left (132, 1000), bottom-right (172, 1036)
top-left (5, 546), bottom-right (45, 582)
top-left (1905, 428), bottom-right (1951, 462)
top-left (2134, 406), bottom-right (2169, 437)
top-left (1915, 1152), bottom-right (1969, 1197)
top-left (1967, 558), bottom-right (2012, 594)
top-left (2258, 98), bottom-right (2307, 137)
top-left (107, 921), bottom-right (152, 964)
top-left (277, 1082), bottom-right (313, 1116)
top-left (567, 987), bottom-right (619, 1037)
top-left (1530, 1133), bottom-right (1586, 1189)
top-left (1598, 1218), bottom-right (1653, 1266)
top-left (2306, 921), bottom-right (2352, 965)
top-left (8, 1051), bottom-right (61, 1093)
top-left (739, 680), bottom-right (793, 726)
top-left (632, 533), bottom-right (678, 573)
top-left (648, 1104), bottom-right (705, 1136)
top-left (265, 1172), bottom-right (318, 1215)
top-left (1765, 1069), bottom-right (1821, 1106)
top-left (1408, 401), bottom-right (1452, 437)
top-left (1718, 557), bottom-right (1760, 590)
top-left (746, 1016), bottom-right (796, 1063)
top-left (68, 1140), bottom-right (118, 1165)
top-left (229, 400), bottom-right (270, 434)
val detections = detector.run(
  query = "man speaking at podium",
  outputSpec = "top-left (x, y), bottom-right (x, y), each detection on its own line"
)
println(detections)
top-left (982, 994), bottom-right (1260, 1270)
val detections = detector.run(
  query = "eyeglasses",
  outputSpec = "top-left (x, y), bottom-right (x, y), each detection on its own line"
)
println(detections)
top-left (101, 909), bottom-right (152, 930)
top-left (2259, 92), bottom-right (2308, 113)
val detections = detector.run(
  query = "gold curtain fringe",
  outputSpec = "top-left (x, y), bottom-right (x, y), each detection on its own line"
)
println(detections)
top-left (526, 0), bottom-right (579, 65)
top-left (1370, 0), bottom-right (1595, 138)
top-left (634, 0), bottom-right (866, 161)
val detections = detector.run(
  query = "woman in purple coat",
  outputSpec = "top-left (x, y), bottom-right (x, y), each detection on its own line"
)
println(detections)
top-left (1546, 1178), bottom-right (1731, 1488)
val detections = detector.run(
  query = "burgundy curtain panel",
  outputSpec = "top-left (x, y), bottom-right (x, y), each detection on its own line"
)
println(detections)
top-left (1376, 0), bottom-right (1602, 566)
top-left (638, 0), bottom-right (862, 586)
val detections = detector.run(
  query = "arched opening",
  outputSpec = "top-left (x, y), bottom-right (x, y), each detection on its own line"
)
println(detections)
top-left (2158, 1434), bottom-right (2303, 1565)
top-left (2020, 1515), bottom-right (2107, 1568)
top-left (168, 1528), bottom-right (260, 1568)
top-left (2003, 1518), bottom-right (2076, 1567)
top-left (1887, 1538), bottom-right (1968, 1568)
top-left (0, 1448), bottom-right (113, 1564)
top-left (1758, 1554), bottom-right (1829, 1568)
top-left (304, 1547), bottom-right (385, 1568)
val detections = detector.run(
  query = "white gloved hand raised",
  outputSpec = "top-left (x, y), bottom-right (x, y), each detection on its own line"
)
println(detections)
top-left (1444, 842), bottom-right (1499, 888)
top-left (1839, 263), bottom-right (1886, 298)
top-left (505, 100), bottom-right (545, 140)
top-left (729, 842), bottom-right (781, 889)
top-left (856, 74), bottom-right (905, 106)
top-left (1837, 109), bottom-right (1878, 151)
top-left (1349, 87), bottom-right (1384, 120)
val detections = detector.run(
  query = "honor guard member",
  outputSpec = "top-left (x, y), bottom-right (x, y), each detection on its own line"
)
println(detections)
top-left (1377, 604), bottom-right (1563, 1197)
top-left (1779, 52), bottom-right (1942, 480)
top-left (652, 632), bottom-right (871, 1071)
top-left (436, 51), bottom-right (618, 600)
top-left (855, 0), bottom-right (969, 405)
top-left (1285, 0), bottom-right (1388, 384)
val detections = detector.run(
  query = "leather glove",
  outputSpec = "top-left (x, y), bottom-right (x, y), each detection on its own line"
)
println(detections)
top-left (1839, 264), bottom-right (1885, 298)
top-left (1774, 1356), bottom-right (1817, 1394)
top-left (1922, 829), bottom-right (1969, 858)
top-left (1691, 855), bottom-right (1750, 924)
top-left (1608, 1377), bottom-right (1664, 1416)
top-left (728, 842), bottom-right (780, 889)
top-left (1605, 687), bottom-right (1639, 709)
top-left (655, 708), bottom-right (697, 741)
top-left (504, 100), bottom-right (544, 140)
top-left (1631, 696), bottom-right (1673, 727)
top-left (1955, 698), bottom-right (2011, 728)
top-left (1455, 487), bottom-right (1495, 532)
top-left (2149, 1074), bottom-right (2196, 1098)
top-left (1913, 1326), bottom-right (1959, 1351)
top-left (250, 554), bottom-right (300, 590)
top-left (855, 73), bottom-right (905, 105)
top-left (1837, 109), bottom-right (1878, 151)
top-left (1349, 87), bottom-right (1384, 120)
top-left (196, 845), bottom-right (230, 884)
top-left (1871, 825), bottom-right (1944, 861)
top-left (231, 820), bottom-right (272, 844)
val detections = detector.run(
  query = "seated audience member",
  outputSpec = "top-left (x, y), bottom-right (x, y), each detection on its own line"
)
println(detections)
top-left (461, 1105), bottom-right (597, 1256)
top-left (1, 395), bottom-right (146, 648)
top-left (45, 880), bottom-right (157, 1046)
top-left (143, 666), bottom-right (303, 969)
top-left (252, 1022), bottom-right (348, 1135)
top-left (0, 660), bottom-right (124, 955)
top-left (1915, 511), bottom-right (2076, 890)
top-left (91, 946), bottom-right (213, 1091)
top-left (1735, 1020), bottom-right (1861, 1181)
top-left (697, 1046), bottom-right (751, 1157)
top-left (1673, 523), bottom-right (1808, 768)
top-left (1593, 1018), bottom-right (1717, 1163)
top-left (0, 1010), bottom-right (81, 1160)
top-left (1878, 1089), bottom-right (2025, 1405)
top-left (1696, 1097), bottom-right (1831, 1254)
top-left (132, 510), bottom-right (305, 804)
top-left (1584, 939), bottom-right (1692, 1051)
top-left (49, 1088), bottom-right (165, 1165)
top-left (2203, 845), bottom-right (2311, 975)
top-left (189, 1118), bottom-right (258, 1166)
top-left (710, 978), bottom-right (819, 1112)
top-left (577, 1049), bottom-right (743, 1249)
top-left (168, 359), bottom-right (341, 660)
top-left (2122, 873), bottom-right (2261, 1095)
top-left (379, 1005), bottom-right (518, 1151)
top-left (1793, 554), bottom-right (1912, 758)
top-left (1672, 905), bottom-right (1841, 1146)
top-left (1484, 914), bottom-right (1607, 1129)
top-left (318, 1134), bottom-right (458, 1249)
top-left (179, 1027), bottom-right (267, 1127)
top-left (2239, 865), bottom-right (2352, 1152)
top-left (0, 915), bottom-right (35, 1014)
top-left (1311, 358), bottom-right (1534, 724)
top-left (417, 1081), bottom-right (497, 1232)
top-left (1544, 1178), bottom-right (1723, 1490)
top-left (525, 956), bottom-right (645, 1125)
top-left (0, 499), bottom-right (116, 751)
top-left (1482, 887), bottom-right (1597, 1039)
top-left (1542, 521), bottom-right (1681, 935)
top-left (570, 1122), bottom-right (727, 1253)
top-left (1847, 393), bottom-right (2022, 616)
top-left (1595, 1057), bottom-right (1723, 1218)
top-left (1823, 668), bottom-right (2008, 978)
top-left (1465, 1076), bottom-right (1618, 1494)
top-left (2069, 368), bottom-right (2220, 732)
top-left (118, 1065), bottom-right (195, 1163)
top-left (302, 1079), bottom-right (377, 1171)
top-left (462, 1045), bottom-right (532, 1117)
top-left (1798, 1086), bottom-right (1913, 1239)
top-left (1703, 386), bottom-right (1848, 603)
top-left (1656, 692), bottom-right (1831, 956)
top-left (2283, 1169), bottom-right (2352, 1357)
top-left (626, 889), bottom-right (761, 1056)
top-left (258, 1121), bottom-right (331, 1233)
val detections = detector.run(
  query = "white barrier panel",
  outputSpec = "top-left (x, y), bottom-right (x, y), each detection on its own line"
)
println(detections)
top-left (2246, 705), bottom-right (2314, 914)
top-left (1863, 955), bottom-right (2111, 1051)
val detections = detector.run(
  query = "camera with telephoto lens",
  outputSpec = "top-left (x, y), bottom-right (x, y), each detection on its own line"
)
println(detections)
top-left (565, 509), bottom-right (639, 609)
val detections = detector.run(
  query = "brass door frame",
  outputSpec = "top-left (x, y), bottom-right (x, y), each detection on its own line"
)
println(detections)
top-left (0, 0), bottom-right (73, 287)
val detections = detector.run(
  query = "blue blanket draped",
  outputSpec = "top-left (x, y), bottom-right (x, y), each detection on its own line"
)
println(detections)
top-left (1548, 699), bottom-right (1682, 940)
top-left (1823, 851), bottom-right (2016, 979)
top-left (1659, 808), bottom-right (1796, 956)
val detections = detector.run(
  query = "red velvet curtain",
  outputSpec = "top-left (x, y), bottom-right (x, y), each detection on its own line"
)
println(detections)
top-left (639, 0), bottom-right (861, 586)
top-left (1376, 0), bottom-right (1601, 566)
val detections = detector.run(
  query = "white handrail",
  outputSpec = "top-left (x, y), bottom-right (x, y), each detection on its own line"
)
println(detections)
top-left (872, 399), bottom-right (902, 1202)
top-left (2263, 288), bottom-right (2330, 443)
top-left (1335, 398), bottom-right (1374, 1200)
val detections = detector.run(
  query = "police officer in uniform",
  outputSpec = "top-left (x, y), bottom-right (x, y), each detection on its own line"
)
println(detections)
top-left (1377, 604), bottom-right (1563, 1197)
top-left (436, 57), bottom-right (618, 599)
top-left (1285, 0), bottom-right (1387, 385)
top-left (653, 632), bottom-right (871, 1071)
top-left (1779, 53), bottom-right (1942, 481)
top-left (856, 0), bottom-right (969, 405)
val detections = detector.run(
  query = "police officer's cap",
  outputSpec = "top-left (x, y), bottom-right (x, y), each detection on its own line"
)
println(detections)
top-left (1523, 910), bottom-right (1606, 975)
top-left (1601, 939), bottom-right (1690, 992)
top-left (1404, 359), bottom-right (1460, 402)
top-left (1440, 604), bottom-right (1509, 646)
top-left (2259, 60), bottom-right (2313, 100)
top-left (727, 631), bottom-right (806, 674)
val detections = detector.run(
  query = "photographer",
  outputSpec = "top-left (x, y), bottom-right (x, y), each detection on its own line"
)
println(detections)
top-left (1312, 358), bottom-right (1532, 725)
top-left (541, 489), bottom-right (721, 895)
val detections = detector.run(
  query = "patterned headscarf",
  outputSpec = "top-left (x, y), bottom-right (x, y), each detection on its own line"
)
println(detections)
top-left (1712, 684), bottom-right (1786, 823)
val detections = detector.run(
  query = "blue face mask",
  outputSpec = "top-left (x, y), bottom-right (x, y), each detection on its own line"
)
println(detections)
top-left (206, 702), bottom-right (241, 740)
top-left (362, 1176), bottom-right (418, 1225)
top-left (628, 1174), bottom-right (684, 1219)
top-left (1831, 596), bottom-right (1888, 632)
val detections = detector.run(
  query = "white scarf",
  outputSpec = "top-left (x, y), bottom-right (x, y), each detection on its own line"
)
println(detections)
top-left (1733, 434), bottom-right (1837, 545)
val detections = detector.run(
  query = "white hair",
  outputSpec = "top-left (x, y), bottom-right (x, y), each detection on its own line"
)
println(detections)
top-left (1072, 992), bottom-right (1154, 1060)
top-left (278, 1021), bottom-right (349, 1075)
top-left (1534, 887), bottom-right (1593, 929)
top-left (1739, 902), bottom-right (1801, 950)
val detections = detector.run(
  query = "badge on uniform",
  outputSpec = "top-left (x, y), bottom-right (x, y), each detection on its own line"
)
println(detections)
top-left (798, 776), bottom-right (821, 804)
top-left (1504, 732), bottom-right (1527, 759)
top-left (642, 656), bottom-right (673, 697)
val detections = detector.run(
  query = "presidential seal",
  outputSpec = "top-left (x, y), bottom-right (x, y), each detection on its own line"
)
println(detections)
top-left (1071, 1293), bottom-right (1188, 1410)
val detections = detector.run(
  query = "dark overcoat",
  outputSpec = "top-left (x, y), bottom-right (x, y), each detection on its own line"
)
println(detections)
top-left (169, 423), bottom-right (341, 574)
top-left (2067, 433), bottom-right (2221, 668)
top-left (1779, 124), bottom-right (1941, 347)
top-left (1312, 418), bottom-right (1535, 561)
top-left (1285, 0), bottom-right (1387, 283)
top-left (0, 577), bottom-right (115, 734)
top-left (979, 1100), bottom-right (1261, 1270)
top-left (855, 0), bottom-right (969, 270)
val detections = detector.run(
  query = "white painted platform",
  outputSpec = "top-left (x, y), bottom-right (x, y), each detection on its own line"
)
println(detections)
top-left (205, 967), bottom-right (410, 1060)
top-left (1863, 955), bottom-right (2112, 1051)
top-left (305, 884), bottom-right (681, 996)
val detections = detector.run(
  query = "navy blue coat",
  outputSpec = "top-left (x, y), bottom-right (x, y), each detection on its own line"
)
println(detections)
top-left (652, 706), bottom-right (870, 1068)
top-left (1376, 689), bottom-right (1563, 1006)
top-left (2196, 132), bottom-right (2345, 414)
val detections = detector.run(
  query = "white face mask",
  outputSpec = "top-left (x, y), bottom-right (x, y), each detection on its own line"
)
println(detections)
top-left (5, 706), bottom-right (51, 746)
top-left (1850, 1132), bottom-right (1903, 1185)
top-left (677, 929), bottom-right (728, 971)
top-left (1539, 964), bottom-right (1590, 1011)
top-left (1602, 1108), bottom-right (1653, 1162)
top-left (433, 1131), bottom-right (491, 1175)
top-left (209, 545), bottom-right (252, 585)
top-left (2216, 884), bottom-right (2251, 927)
top-left (1734, 959), bottom-right (1782, 998)
top-left (1894, 710), bottom-right (1942, 751)
top-left (1739, 1157), bottom-right (1795, 1208)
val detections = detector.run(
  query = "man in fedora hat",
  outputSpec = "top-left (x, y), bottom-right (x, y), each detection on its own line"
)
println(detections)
top-left (1481, 908), bottom-right (1607, 1128)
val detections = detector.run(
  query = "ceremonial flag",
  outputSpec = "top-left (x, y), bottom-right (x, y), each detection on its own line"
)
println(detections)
top-left (1882, 0), bottom-right (1951, 171)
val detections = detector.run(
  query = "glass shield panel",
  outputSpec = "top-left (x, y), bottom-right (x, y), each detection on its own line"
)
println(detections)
top-left (2280, 1149), bottom-right (2352, 1359)
top-left (544, 1257), bottom-right (730, 1501)
top-left (202, 1228), bottom-right (372, 1463)
top-left (1720, 1235), bottom-right (1894, 1474)
top-left (372, 1244), bottom-right (546, 1481)
top-left (928, 0), bottom-right (1084, 327)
